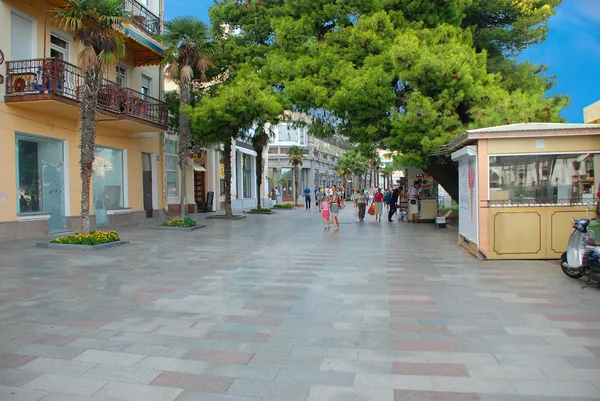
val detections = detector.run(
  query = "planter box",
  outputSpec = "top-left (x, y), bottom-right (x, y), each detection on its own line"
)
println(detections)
top-left (155, 224), bottom-right (206, 231)
top-left (206, 215), bottom-right (247, 220)
top-left (37, 240), bottom-right (130, 251)
top-left (245, 210), bottom-right (276, 215)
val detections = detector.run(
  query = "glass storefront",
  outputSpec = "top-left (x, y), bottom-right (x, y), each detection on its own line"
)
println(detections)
top-left (242, 153), bottom-right (252, 198)
top-left (489, 153), bottom-right (598, 203)
top-left (15, 134), bottom-right (66, 232)
top-left (93, 147), bottom-right (124, 226)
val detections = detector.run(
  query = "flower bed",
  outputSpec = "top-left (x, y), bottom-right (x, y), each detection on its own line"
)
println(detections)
top-left (247, 208), bottom-right (274, 215)
top-left (273, 203), bottom-right (295, 209)
top-left (161, 217), bottom-right (197, 227)
top-left (52, 230), bottom-right (121, 245)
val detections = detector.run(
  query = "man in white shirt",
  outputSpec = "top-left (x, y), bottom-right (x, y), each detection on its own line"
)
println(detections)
top-left (407, 181), bottom-right (422, 223)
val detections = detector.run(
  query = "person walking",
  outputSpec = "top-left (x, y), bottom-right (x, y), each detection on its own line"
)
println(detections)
top-left (384, 188), bottom-right (392, 212)
top-left (303, 186), bottom-right (311, 210)
top-left (330, 185), bottom-right (340, 231)
top-left (371, 188), bottom-right (384, 222)
top-left (316, 188), bottom-right (324, 211)
top-left (275, 187), bottom-right (280, 204)
top-left (407, 181), bottom-right (422, 223)
top-left (388, 188), bottom-right (400, 222)
top-left (321, 196), bottom-right (331, 230)
top-left (357, 188), bottom-right (367, 222)
top-left (352, 189), bottom-right (358, 208)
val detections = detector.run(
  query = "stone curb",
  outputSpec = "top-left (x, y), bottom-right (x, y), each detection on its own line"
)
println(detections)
top-left (37, 240), bottom-right (130, 251)
top-left (244, 211), bottom-right (276, 215)
top-left (154, 224), bottom-right (207, 231)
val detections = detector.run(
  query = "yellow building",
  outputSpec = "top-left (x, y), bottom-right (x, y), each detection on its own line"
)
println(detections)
top-left (448, 123), bottom-right (600, 260)
top-left (0, 0), bottom-right (168, 241)
top-left (584, 100), bottom-right (600, 124)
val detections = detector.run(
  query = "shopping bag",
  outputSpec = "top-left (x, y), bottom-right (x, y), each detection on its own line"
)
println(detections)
top-left (367, 204), bottom-right (376, 216)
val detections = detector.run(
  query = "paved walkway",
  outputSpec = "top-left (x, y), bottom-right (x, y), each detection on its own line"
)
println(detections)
top-left (0, 206), bottom-right (599, 401)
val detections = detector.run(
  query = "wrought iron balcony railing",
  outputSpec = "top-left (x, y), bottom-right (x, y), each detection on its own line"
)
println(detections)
top-left (5, 58), bottom-right (167, 128)
top-left (124, 0), bottom-right (161, 36)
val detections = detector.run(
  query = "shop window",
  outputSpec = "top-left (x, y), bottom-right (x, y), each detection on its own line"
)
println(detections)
top-left (15, 134), bottom-right (66, 232)
top-left (489, 153), bottom-right (598, 204)
top-left (242, 154), bottom-right (252, 198)
top-left (93, 147), bottom-right (124, 226)
top-left (219, 152), bottom-right (226, 196)
top-left (165, 138), bottom-right (178, 198)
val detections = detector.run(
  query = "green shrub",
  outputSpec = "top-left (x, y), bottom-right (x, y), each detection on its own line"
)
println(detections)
top-left (161, 217), bottom-right (197, 227)
top-left (51, 230), bottom-right (120, 245)
top-left (273, 203), bottom-right (295, 209)
top-left (251, 208), bottom-right (272, 213)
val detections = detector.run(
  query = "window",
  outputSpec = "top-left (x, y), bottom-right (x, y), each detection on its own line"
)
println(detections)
top-left (11, 11), bottom-right (34, 60)
top-left (141, 75), bottom-right (152, 99)
top-left (50, 34), bottom-right (68, 61)
top-left (15, 134), bottom-right (66, 232)
top-left (93, 147), bottom-right (124, 226)
top-left (116, 65), bottom-right (127, 87)
top-left (165, 138), bottom-right (178, 198)
top-left (489, 153), bottom-right (599, 204)
top-left (279, 124), bottom-right (298, 142)
top-left (242, 154), bottom-right (252, 198)
top-left (220, 152), bottom-right (226, 196)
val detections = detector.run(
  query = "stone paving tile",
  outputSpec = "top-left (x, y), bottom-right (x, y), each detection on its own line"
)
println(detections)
top-left (0, 353), bottom-right (36, 369)
top-left (0, 385), bottom-right (48, 401)
top-left (394, 390), bottom-right (480, 401)
top-left (150, 371), bottom-right (233, 392)
top-left (81, 364), bottom-right (162, 384)
top-left (23, 373), bottom-right (107, 396)
top-left (183, 349), bottom-right (254, 364)
top-left (93, 381), bottom-right (183, 401)
top-left (0, 367), bottom-right (42, 387)
top-left (306, 385), bottom-right (394, 401)
top-left (275, 367), bottom-right (355, 386)
top-left (225, 378), bottom-right (311, 400)
top-left (19, 357), bottom-right (95, 375)
top-left (135, 356), bottom-right (209, 374)
top-left (74, 350), bottom-right (146, 367)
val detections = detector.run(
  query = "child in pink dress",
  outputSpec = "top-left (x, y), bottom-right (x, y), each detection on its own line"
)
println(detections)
top-left (321, 197), bottom-right (331, 230)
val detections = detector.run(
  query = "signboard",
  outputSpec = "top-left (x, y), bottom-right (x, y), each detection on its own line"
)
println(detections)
top-left (206, 191), bottom-right (214, 212)
top-left (220, 164), bottom-right (225, 179)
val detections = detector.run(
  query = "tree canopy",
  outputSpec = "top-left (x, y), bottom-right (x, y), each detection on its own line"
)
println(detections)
top-left (206, 0), bottom-right (568, 199)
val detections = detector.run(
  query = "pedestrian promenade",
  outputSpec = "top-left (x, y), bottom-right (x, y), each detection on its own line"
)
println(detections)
top-left (0, 206), bottom-right (599, 401)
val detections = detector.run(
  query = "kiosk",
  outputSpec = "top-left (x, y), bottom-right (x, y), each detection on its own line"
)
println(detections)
top-left (447, 123), bottom-right (600, 260)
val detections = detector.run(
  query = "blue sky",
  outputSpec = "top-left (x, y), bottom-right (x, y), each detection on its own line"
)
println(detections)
top-left (166, 0), bottom-right (599, 123)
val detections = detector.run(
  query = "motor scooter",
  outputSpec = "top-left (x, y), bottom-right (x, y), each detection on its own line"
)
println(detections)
top-left (560, 218), bottom-right (600, 285)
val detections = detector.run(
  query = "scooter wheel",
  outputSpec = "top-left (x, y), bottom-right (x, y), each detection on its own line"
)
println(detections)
top-left (561, 259), bottom-right (584, 279)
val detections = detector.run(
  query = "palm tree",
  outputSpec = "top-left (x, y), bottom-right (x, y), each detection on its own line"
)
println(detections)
top-left (251, 122), bottom-right (272, 210)
top-left (159, 16), bottom-right (215, 217)
top-left (55, 0), bottom-right (128, 233)
top-left (287, 145), bottom-right (305, 206)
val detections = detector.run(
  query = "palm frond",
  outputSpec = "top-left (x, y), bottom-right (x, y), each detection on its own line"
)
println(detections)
top-left (180, 65), bottom-right (193, 84)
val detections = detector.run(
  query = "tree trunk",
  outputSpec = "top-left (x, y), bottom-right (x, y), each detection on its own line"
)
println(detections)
top-left (80, 65), bottom-right (100, 234)
top-left (255, 146), bottom-right (263, 209)
top-left (223, 140), bottom-right (233, 216)
top-left (293, 165), bottom-right (299, 206)
top-left (178, 82), bottom-right (191, 218)
top-left (424, 156), bottom-right (459, 202)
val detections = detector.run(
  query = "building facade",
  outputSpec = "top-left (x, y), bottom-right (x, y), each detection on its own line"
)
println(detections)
top-left (266, 118), bottom-right (349, 203)
top-left (0, 0), bottom-right (168, 241)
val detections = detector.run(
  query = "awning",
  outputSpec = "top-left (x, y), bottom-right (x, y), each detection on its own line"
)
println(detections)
top-left (192, 165), bottom-right (206, 172)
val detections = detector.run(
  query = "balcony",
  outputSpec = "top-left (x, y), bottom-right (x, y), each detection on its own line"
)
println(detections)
top-left (124, 0), bottom-right (161, 36)
top-left (5, 58), bottom-right (168, 133)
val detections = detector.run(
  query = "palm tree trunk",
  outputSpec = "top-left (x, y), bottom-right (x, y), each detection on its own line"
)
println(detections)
top-left (80, 66), bottom-right (100, 234)
top-left (255, 147), bottom-right (263, 210)
top-left (223, 140), bottom-right (233, 216)
top-left (293, 165), bottom-right (299, 206)
top-left (178, 82), bottom-right (191, 218)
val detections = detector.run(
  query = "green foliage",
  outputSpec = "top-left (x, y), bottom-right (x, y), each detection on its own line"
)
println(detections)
top-left (251, 208), bottom-right (273, 213)
top-left (273, 203), bottom-right (295, 209)
top-left (161, 217), bottom-right (197, 227)
top-left (54, 0), bottom-right (128, 69)
top-left (209, 0), bottom-right (568, 173)
top-left (287, 145), bottom-right (306, 168)
top-left (51, 230), bottom-right (120, 245)
top-left (187, 71), bottom-right (283, 147)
